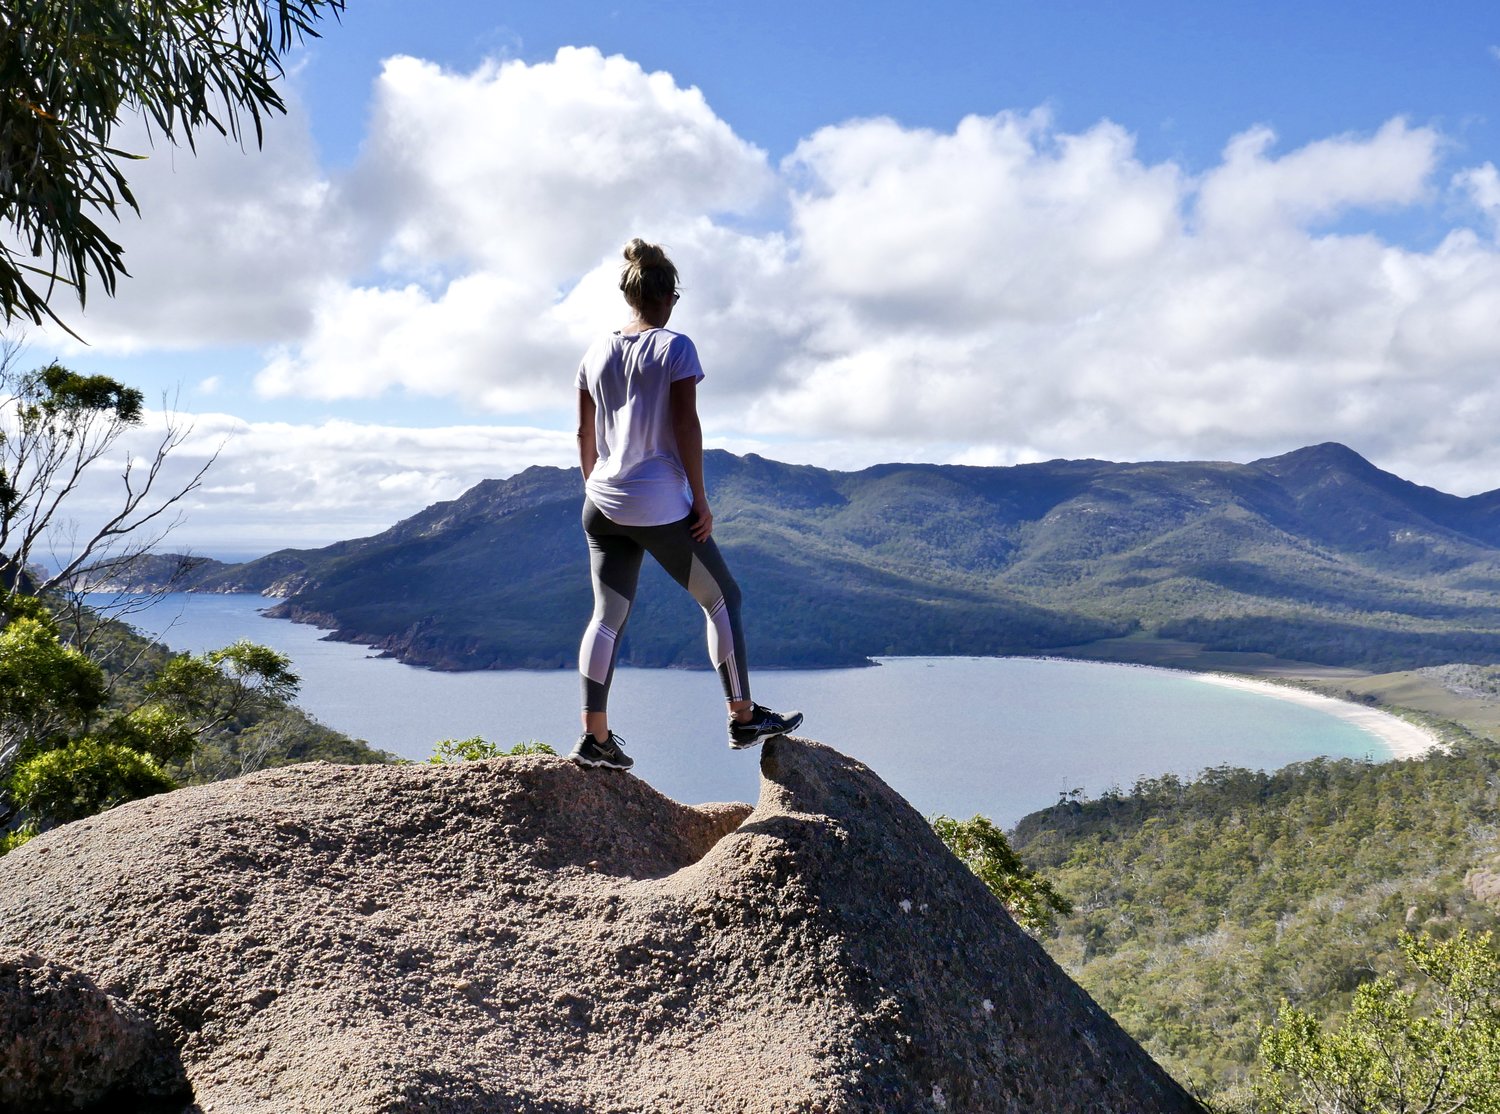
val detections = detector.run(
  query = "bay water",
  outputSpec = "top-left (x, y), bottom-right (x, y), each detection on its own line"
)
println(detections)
top-left (102, 593), bottom-right (1386, 826)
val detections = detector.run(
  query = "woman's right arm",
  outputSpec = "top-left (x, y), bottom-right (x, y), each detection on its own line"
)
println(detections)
top-left (577, 389), bottom-right (598, 480)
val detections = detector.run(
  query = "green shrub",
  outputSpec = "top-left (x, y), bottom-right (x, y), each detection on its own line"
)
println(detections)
top-left (1260, 930), bottom-right (1500, 1113)
top-left (100, 703), bottom-right (197, 765)
top-left (0, 617), bottom-right (108, 757)
top-left (428, 737), bottom-right (557, 763)
top-left (931, 813), bottom-right (1072, 934)
top-left (0, 825), bottom-right (37, 855)
top-left (10, 738), bottom-right (175, 828)
top-left (505, 740), bottom-right (557, 756)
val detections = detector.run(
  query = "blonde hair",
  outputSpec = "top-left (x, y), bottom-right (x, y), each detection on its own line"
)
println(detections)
top-left (618, 238), bottom-right (678, 310)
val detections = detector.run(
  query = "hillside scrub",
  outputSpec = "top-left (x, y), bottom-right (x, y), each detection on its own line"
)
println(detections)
top-left (1258, 929), bottom-right (1500, 1114)
top-left (0, 599), bottom-right (389, 847)
top-left (1010, 740), bottom-right (1500, 1100)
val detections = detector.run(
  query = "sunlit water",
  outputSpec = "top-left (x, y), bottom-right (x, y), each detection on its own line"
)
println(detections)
top-left (97, 593), bottom-right (1386, 826)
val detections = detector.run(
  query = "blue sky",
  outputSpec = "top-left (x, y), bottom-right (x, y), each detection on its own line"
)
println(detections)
top-left (302, 1), bottom-right (1496, 172)
top-left (13, 1), bottom-right (1500, 554)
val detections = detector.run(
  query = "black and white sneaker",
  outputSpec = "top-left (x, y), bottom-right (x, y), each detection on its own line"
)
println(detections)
top-left (728, 704), bottom-right (804, 749)
top-left (569, 731), bottom-right (634, 770)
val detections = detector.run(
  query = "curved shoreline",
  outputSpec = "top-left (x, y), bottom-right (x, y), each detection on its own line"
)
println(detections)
top-left (926, 654), bottom-right (1448, 762)
top-left (1190, 672), bottom-right (1443, 760)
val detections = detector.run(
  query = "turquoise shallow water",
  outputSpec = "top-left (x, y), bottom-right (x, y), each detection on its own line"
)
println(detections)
top-left (99, 593), bottom-right (1384, 826)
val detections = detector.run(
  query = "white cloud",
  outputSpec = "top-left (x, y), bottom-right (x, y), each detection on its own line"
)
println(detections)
top-left (1196, 119), bottom-right (1439, 235)
top-left (186, 415), bottom-right (577, 547)
top-left (351, 48), bottom-right (773, 277)
top-left (747, 111), bottom-right (1500, 496)
top-left (23, 46), bottom-right (1500, 531)
top-left (787, 111), bottom-right (1185, 324)
top-left (253, 47), bottom-right (779, 406)
top-left (46, 410), bottom-right (578, 555)
top-left (32, 98), bottom-right (346, 353)
top-left (1456, 162), bottom-right (1500, 238)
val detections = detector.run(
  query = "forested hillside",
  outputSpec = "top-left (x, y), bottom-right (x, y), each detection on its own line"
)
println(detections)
top-left (2, 599), bottom-right (390, 852)
top-left (80, 610), bottom-right (392, 780)
top-left (134, 443), bottom-right (1500, 673)
top-left (1009, 732), bottom-right (1500, 1102)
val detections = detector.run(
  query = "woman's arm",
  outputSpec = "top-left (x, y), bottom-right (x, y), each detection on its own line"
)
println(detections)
top-left (669, 377), bottom-right (712, 542)
top-left (577, 389), bottom-right (598, 480)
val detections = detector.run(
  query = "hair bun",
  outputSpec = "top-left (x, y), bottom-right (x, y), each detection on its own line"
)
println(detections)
top-left (618, 238), bottom-right (679, 308)
top-left (622, 238), bottom-right (667, 269)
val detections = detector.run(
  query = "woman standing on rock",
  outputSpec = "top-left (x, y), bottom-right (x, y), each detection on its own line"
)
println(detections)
top-left (570, 238), bottom-right (802, 770)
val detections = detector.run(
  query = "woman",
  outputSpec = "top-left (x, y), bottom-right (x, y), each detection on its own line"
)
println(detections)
top-left (570, 238), bottom-right (802, 770)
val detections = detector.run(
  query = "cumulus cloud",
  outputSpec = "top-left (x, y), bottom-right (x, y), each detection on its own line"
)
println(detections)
top-left (351, 48), bottom-right (773, 277)
top-left (33, 98), bottom-right (346, 354)
top-left (754, 112), bottom-right (1500, 493)
top-left (254, 47), bottom-right (780, 406)
top-left (788, 111), bottom-right (1186, 325)
top-left (1456, 162), bottom-right (1500, 238)
top-left (72, 410), bottom-right (579, 553)
top-left (1196, 119), bottom-right (1439, 235)
top-left (24, 44), bottom-right (1500, 540)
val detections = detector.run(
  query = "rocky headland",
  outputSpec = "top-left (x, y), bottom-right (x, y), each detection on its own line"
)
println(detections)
top-left (90, 445), bottom-right (1500, 673)
top-left (0, 737), bottom-right (1203, 1113)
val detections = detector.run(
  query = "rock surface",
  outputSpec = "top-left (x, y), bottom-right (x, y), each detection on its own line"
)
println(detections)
top-left (1465, 862), bottom-right (1500, 909)
top-left (0, 738), bottom-right (1204, 1113)
top-left (0, 952), bottom-right (186, 1112)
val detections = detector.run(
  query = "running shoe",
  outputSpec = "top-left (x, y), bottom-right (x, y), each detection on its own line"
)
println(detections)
top-left (728, 704), bottom-right (804, 749)
top-left (569, 731), bottom-right (634, 770)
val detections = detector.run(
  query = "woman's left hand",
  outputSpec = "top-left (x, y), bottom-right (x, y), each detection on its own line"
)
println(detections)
top-left (689, 496), bottom-right (714, 542)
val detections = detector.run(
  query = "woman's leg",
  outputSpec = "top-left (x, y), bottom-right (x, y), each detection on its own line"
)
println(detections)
top-left (638, 520), bottom-right (752, 711)
top-left (579, 514), bottom-right (645, 739)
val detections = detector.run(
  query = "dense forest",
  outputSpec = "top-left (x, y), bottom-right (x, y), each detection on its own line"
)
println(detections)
top-left (1009, 725), bottom-right (1500, 1105)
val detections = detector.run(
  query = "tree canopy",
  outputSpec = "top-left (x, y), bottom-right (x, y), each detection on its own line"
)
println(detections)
top-left (1260, 930), bottom-right (1500, 1114)
top-left (1, 0), bottom-right (346, 331)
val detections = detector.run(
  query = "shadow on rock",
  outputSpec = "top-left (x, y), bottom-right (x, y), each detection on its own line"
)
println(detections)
top-left (0, 952), bottom-right (191, 1113)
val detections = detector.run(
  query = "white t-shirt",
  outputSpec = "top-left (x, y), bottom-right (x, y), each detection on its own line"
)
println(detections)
top-left (575, 328), bottom-right (705, 527)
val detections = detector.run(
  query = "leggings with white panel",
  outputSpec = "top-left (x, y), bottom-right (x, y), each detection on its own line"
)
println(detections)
top-left (578, 498), bottom-right (749, 713)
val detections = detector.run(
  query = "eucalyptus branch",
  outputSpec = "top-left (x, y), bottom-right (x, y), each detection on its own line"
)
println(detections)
top-left (2, 0), bottom-right (346, 329)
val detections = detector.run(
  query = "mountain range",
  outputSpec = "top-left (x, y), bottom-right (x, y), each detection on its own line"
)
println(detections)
top-left (125, 443), bottom-right (1500, 672)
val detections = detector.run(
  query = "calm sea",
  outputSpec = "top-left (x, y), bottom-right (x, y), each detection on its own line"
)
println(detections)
top-left (97, 593), bottom-right (1386, 826)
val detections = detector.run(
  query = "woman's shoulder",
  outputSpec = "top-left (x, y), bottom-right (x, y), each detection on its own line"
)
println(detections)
top-left (656, 330), bottom-right (703, 380)
top-left (651, 328), bottom-right (697, 353)
top-left (580, 331), bottom-right (625, 362)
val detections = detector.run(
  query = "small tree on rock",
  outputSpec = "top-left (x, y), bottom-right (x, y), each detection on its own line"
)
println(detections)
top-left (931, 813), bottom-right (1073, 934)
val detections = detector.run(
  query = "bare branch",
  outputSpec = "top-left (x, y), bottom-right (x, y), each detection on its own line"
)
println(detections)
top-left (3, 357), bottom-right (228, 633)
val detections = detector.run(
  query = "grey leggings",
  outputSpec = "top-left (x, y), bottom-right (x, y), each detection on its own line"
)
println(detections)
top-left (579, 498), bottom-right (749, 713)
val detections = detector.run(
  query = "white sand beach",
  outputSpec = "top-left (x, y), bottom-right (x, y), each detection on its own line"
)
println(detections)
top-left (1192, 673), bottom-right (1442, 760)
